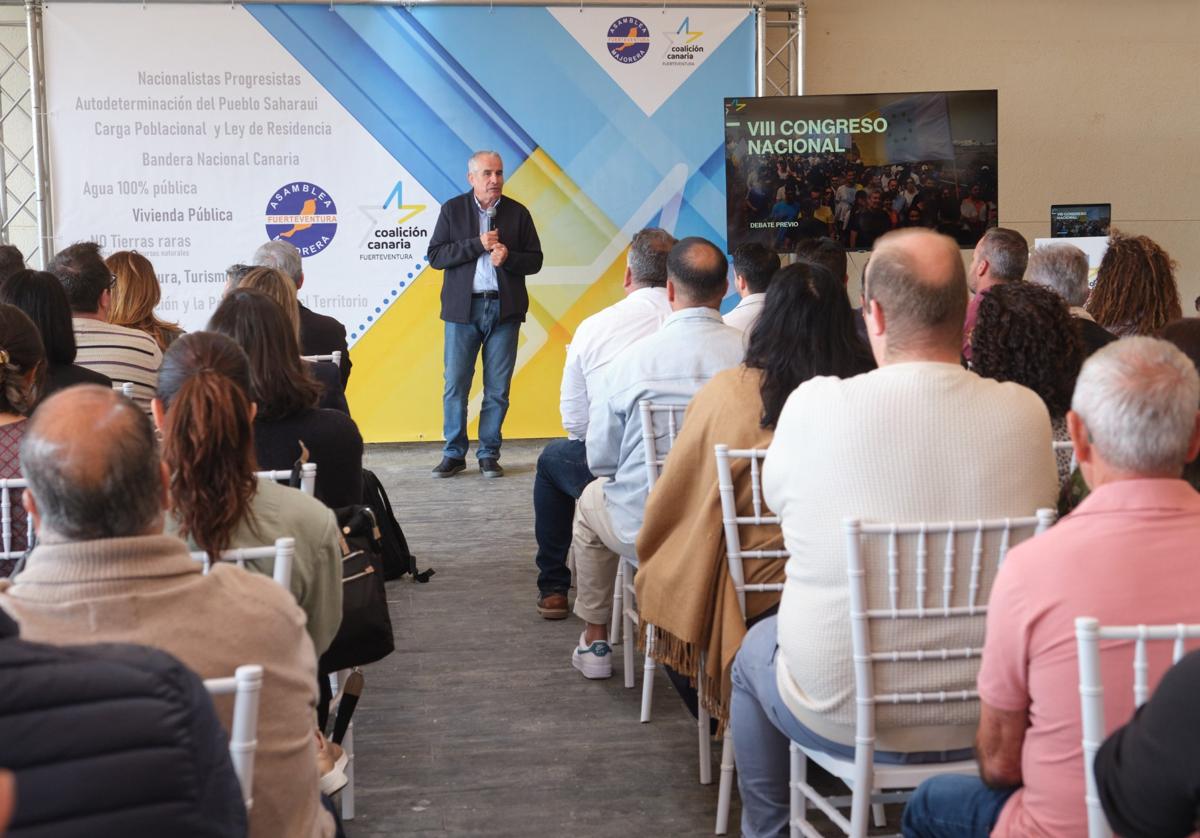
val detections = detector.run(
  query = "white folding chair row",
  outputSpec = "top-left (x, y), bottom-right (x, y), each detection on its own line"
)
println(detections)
top-left (190, 537), bottom-right (295, 589)
top-left (787, 510), bottom-right (1055, 838)
top-left (204, 664), bottom-right (264, 810)
top-left (1053, 439), bottom-right (1078, 471)
top-left (111, 381), bottom-right (135, 399)
top-left (301, 350), bottom-right (343, 368)
top-left (612, 400), bottom-right (686, 724)
top-left (0, 478), bottom-right (32, 561)
top-left (1075, 618), bottom-right (1200, 838)
top-left (714, 445), bottom-right (789, 830)
top-left (255, 462), bottom-right (318, 496)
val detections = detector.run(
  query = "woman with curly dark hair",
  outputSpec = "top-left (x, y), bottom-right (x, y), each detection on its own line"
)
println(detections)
top-left (1086, 231), bottom-right (1182, 336)
top-left (971, 281), bottom-right (1085, 483)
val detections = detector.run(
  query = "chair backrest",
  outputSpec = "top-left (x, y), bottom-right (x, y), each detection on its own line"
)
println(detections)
top-left (0, 478), bottom-right (32, 560)
top-left (254, 462), bottom-right (317, 496)
top-left (111, 381), bottom-right (135, 399)
top-left (841, 508), bottom-right (1057, 834)
top-left (204, 664), bottom-right (264, 809)
top-left (638, 400), bottom-right (686, 491)
top-left (1053, 439), bottom-right (1078, 471)
top-left (301, 350), bottom-right (343, 368)
top-left (191, 537), bottom-right (295, 589)
top-left (714, 445), bottom-right (787, 618)
top-left (1074, 618), bottom-right (1200, 838)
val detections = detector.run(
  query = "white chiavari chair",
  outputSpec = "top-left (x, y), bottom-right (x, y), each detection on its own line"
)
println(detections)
top-left (203, 664), bottom-right (264, 810)
top-left (0, 478), bottom-right (32, 563)
top-left (255, 462), bottom-right (317, 496)
top-left (1074, 618), bottom-right (1200, 838)
top-left (713, 445), bottom-right (788, 830)
top-left (301, 350), bottom-right (343, 368)
top-left (788, 509), bottom-right (1056, 838)
top-left (611, 400), bottom-right (686, 723)
top-left (190, 537), bottom-right (295, 589)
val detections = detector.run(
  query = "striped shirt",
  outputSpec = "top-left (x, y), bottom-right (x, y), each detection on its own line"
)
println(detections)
top-left (72, 317), bottom-right (162, 412)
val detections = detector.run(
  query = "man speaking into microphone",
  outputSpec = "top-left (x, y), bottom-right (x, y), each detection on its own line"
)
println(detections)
top-left (426, 150), bottom-right (543, 478)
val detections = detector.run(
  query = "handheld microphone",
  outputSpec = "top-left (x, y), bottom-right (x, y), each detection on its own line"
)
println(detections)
top-left (486, 205), bottom-right (497, 232)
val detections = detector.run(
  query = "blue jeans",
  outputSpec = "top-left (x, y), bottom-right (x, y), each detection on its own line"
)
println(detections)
top-left (442, 296), bottom-right (520, 461)
top-left (533, 438), bottom-right (594, 594)
top-left (730, 617), bottom-right (973, 838)
top-left (901, 775), bottom-right (1017, 837)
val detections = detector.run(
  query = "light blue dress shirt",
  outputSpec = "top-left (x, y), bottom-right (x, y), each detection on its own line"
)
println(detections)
top-left (473, 195), bottom-right (500, 293)
top-left (585, 307), bottom-right (746, 548)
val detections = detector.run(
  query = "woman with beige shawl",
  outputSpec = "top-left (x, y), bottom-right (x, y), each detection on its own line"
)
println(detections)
top-left (635, 260), bottom-right (875, 726)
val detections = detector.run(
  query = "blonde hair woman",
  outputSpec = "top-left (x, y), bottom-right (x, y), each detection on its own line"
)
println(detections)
top-left (104, 251), bottom-right (184, 351)
top-left (238, 266), bottom-right (301, 341)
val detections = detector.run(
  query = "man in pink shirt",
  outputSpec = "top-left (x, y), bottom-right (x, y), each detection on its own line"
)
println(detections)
top-left (903, 336), bottom-right (1200, 838)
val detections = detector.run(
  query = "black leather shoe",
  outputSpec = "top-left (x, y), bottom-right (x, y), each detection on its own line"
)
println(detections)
top-left (431, 457), bottom-right (466, 478)
top-left (479, 457), bottom-right (504, 478)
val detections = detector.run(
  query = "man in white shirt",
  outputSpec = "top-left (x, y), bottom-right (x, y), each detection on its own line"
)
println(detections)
top-left (729, 229), bottom-right (1058, 837)
top-left (723, 243), bottom-right (781, 335)
top-left (570, 237), bottom-right (745, 678)
top-left (49, 242), bottom-right (162, 413)
top-left (532, 228), bottom-right (675, 620)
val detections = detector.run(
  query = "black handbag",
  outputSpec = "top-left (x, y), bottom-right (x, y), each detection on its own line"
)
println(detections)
top-left (319, 505), bottom-right (395, 674)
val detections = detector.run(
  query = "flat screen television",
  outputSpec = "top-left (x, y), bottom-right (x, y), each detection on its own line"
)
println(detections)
top-left (724, 89), bottom-right (998, 253)
top-left (1050, 203), bottom-right (1110, 238)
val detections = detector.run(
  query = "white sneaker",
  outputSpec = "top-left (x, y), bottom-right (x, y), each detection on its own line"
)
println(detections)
top-left (572, 632), bottom-right (613, 679)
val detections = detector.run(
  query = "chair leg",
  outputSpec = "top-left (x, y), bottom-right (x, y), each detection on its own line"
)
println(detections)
top-left (639, 623), bottom-right (655, 722)
top-left (610, 562), bottom-right (623, 646)
top-left (715, 731), bottom-right (735, 834)
top-left (872, 799), bottom-right (886, 828)
top-left (789, 742), bottom-right (805, 838)
top-left (697, 652), bottom-right (712, 785)
top-left (337, 670), bottom-right (356, 821)
top-left (622, 605), bottom-right (635, 689)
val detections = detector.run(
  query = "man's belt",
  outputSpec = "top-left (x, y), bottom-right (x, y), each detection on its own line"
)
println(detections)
top-left (471, 291), bottom-right (499, 300)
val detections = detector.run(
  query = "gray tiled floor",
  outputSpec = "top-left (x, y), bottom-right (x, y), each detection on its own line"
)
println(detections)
top-left (346, 440), bottom-right (735, 837)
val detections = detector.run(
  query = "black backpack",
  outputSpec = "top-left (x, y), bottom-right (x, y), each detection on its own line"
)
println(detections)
top-left (361, 468), bottom-right (433, 583)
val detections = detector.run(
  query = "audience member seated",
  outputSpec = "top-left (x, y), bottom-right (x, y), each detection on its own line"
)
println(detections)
top-left (0, 304), bottom-right (45, 571)
top-left (105, 250), bottom-right (185, 351)
top-left (1093, 649), bottom-right (1200, 838)
top-left (970, 282), bottom-right (1085, 485)
top-left (155, 331), bottom-right (343, 658)
top-left (253, 240), bottom-right (351, 385)
top-left (635, 260), bottom-right (875, 726)
top-left (1086, 230), bottom-right (1182, 336)
top-left (1025, 243), bottom-right (1116, 354)
top-left (48, 242), bottom-right (162, 412)
top-left (1158, 318), bottom-right (1200, 492)
top-left (962, 227), bottom-right (1028, 360)
top-left (570, 237), bottom-right (745, 679)
top-left (903, 337), bottom-right (1200, 838)
top-left (732, 229), bottom-right (1058, 838)
top-left (723, 242), bottom-right (780, 334)
top-left (237, 266), bottom-right (348, 415)
top-left (0, 385), bottom-right (337, 838)
top-left (0, 244), bottom-right (23, 284)
top-left (0, 608), bottom-right (247, 836)
top-left (0, 269), bottom-right (111, 396)
top-left (209, 289), bottom-right (363, 510)
top-left (532, 227), bottom-right (674, 620)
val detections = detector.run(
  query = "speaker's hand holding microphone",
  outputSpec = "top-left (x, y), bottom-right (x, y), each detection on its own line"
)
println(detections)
top-left (480, 206), bottom-right (499, 252)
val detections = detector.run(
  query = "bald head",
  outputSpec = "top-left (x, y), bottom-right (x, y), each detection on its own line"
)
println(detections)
top-left (667, 237), bottom-right (729, 306)
top-left (864, 229), bottom-right (968, 356)
top-left (21, 385), bottom-right (164, 541)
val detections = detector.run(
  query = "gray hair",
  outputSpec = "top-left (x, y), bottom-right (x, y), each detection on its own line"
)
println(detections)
top-left (1027, 244), bottom-right (1090, 307)
top-left (20, 387), bottom-right (162, 540)
top-left (976, 227), bottom-right (1029, 282)
top-left (1072, 337), bottom-right (1200, 475)
top-left (252, 240), bottom-right (302, 285)
top-left (468, 150), bottom-right (502, 173)
top-left (627, 228), bottom-right (675, 288)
